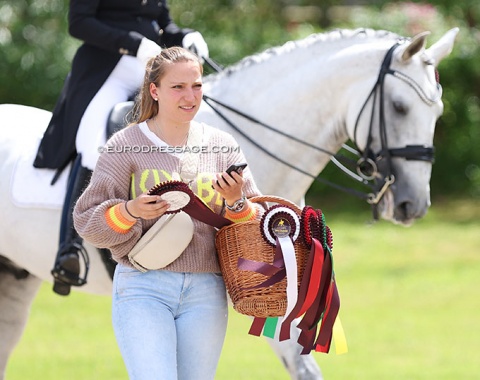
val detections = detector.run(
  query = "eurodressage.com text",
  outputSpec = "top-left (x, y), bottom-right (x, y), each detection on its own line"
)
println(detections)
top-left (98, 145), bottom-right (241, 154)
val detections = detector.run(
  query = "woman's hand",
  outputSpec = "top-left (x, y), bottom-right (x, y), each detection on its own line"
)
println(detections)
top-left (212, 170), bottom-right (244, 206)
top-left (123, 193), bottom-right (169, 221)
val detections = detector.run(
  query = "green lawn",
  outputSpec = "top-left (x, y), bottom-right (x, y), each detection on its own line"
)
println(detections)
top-left (6, 198), bottom-right (480, 379)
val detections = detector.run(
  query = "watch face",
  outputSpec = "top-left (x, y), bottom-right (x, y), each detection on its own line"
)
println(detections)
top-left (234, 200), bottom-right (245, 211)
top-left (226, 197), bottom-right (246, 212)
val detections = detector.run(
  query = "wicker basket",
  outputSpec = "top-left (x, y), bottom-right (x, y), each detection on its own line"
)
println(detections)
top-left (216, 195), bottom-right (310, 318)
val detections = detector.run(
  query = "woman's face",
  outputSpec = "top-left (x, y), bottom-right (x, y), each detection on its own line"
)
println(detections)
top-left (154, 61), bottom-right (203, 127)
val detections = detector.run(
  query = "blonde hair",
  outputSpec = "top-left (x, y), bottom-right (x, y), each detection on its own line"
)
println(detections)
top-left (129, 46), bottom-right (203, 125)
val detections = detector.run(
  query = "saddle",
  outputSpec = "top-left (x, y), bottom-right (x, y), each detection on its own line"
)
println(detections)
top-left (106, 101), bottom-right (134, 139)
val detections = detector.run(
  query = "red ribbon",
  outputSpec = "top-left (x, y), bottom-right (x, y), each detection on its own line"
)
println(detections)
top-left (278, 238), bottom-right (324, 341)
top-left (295, 243), bottom-right (339, 354)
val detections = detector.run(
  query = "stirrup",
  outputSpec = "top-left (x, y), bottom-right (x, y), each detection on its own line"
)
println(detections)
top-left (51, 242), bottom-right (90, 295)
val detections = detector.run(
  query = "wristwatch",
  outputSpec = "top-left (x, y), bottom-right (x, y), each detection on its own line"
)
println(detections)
top-left (225, 196), bottom-right (247, 212)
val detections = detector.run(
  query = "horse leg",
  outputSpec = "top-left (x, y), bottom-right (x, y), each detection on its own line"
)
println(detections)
top-left (0, 269), bottom-right (42, 380)
top-left (265, 322), bottom-right (323, 380)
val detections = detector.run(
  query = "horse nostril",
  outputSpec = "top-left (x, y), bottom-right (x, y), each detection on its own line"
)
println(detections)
top-left (396, 200), bottom-right (427, 222)
top-left (397, 201), bottom-right (413, 220)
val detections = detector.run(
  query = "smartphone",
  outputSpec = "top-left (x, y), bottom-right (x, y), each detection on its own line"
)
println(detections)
top-left (226, 162), bottom-right (248, 176)
top-left (214, 163), bottom-right (248, 188)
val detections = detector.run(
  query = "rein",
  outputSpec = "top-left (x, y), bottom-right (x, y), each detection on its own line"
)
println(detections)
top-left (202, 95), bottom-right (371, 202)
top-left (202, 40), bottom-right (440, 208)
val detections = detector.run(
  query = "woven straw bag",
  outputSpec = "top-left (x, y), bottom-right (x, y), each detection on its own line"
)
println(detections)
top-left (215, 195), bottom-right (310, 318)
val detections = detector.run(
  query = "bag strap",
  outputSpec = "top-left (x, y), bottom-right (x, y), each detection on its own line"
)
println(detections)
top-left (179, 122), bottom-right (203, 184)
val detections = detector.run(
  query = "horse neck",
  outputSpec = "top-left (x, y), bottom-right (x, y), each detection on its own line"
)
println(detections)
top-left (204, 33), bottom-right (395, 202)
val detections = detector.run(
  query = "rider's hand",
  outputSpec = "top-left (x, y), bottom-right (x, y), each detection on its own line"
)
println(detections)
top-left (136, 38), bottom-right (162, 66)
top-left (183, 31), bottom-right (209, 61)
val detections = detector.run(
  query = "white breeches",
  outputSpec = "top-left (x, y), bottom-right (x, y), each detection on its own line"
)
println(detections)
top-left (76, 55), bottom-right (145, 170)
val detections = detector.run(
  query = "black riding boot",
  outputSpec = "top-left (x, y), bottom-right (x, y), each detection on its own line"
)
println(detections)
top-left (51, 155), bottom-right (92, 296)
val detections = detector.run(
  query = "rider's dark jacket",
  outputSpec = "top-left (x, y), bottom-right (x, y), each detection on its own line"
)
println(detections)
top-left (33, 0), bottom-right (192, 172)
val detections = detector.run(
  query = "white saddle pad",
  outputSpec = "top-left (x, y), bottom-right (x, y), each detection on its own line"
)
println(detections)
top-left (10, 134), bottom-right (70, 210)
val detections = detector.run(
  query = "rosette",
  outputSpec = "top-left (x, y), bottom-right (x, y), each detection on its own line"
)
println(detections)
top-left (301, 206), bottom-right (321, 248)
top-left (260, 205), bottom-right (300, 246)
top-left (148, 180), bottom-right (194, 214)
top-left (148, 180), bottom-right (231, 228)
top-left (314, 209), bottom-right (333, 252)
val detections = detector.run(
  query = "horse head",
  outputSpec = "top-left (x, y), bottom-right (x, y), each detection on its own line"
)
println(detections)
top-left (345, 28), bottom-right (459, 225)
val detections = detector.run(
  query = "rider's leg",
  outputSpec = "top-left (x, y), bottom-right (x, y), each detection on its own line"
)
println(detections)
top-left (51, 55), bottom-right (144, 295)
top-left (76, 55), bottom-right (145, 170)
top-left (52, 155), bottom-right (91, 295)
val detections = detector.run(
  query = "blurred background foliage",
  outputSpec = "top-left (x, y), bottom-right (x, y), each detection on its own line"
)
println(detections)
top-left (0, 0), bottom-right (478, 200)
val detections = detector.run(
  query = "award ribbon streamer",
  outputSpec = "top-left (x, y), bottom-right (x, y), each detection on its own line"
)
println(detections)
top-left (277, 235), bottom-right (298, 329)
top-left (332, 315), bottom-right (348, 354)
top-left (279, 238), bottom-right (324, 342)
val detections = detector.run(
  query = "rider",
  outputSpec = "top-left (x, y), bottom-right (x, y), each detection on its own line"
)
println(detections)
top-left (33, 0), bottom-right (209, 296)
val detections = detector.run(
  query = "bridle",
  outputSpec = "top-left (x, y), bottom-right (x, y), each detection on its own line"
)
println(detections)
top-left (202, 40), bottom-right (441, 210)
top-left (351, 41), bottom-right (440, 208)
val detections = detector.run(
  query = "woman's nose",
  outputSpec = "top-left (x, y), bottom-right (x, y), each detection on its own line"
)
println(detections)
top-left (185, 87), bottom-right (200, 101)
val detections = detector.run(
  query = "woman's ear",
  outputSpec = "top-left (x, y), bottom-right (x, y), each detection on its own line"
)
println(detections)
top-left (149, 82), bottom-right (158, 101)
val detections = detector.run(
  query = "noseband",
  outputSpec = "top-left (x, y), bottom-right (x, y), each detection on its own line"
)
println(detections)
top-left (203, 39), bottom-right (441, 208)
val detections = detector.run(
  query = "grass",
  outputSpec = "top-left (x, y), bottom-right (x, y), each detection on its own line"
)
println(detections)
top-left (5, 197), bottom-right (480, 379)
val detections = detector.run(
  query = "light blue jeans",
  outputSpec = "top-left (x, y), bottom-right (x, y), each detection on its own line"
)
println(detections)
top-left (112, 264), bottom-right (228, 380)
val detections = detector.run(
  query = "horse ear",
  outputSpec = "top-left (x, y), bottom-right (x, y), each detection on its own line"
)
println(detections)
top-left (400, 31), bottom-right (431, 62)
top-left (425, 27), bottom-right (460, 67)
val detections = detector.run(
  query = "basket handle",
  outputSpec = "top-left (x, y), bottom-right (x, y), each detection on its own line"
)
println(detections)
top-left (249, 195), bottom-right (302, 215)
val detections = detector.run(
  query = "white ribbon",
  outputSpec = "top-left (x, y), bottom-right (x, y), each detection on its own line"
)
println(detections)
top-left (277, 235), bottom-right (298, 319)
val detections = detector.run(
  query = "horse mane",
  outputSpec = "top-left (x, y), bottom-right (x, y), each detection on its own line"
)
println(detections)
top-left (205, 28), bottom-right (403, 81)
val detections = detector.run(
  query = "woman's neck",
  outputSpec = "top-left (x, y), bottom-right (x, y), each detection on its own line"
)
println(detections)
top-left (149, 117), bottom-right (191, 146)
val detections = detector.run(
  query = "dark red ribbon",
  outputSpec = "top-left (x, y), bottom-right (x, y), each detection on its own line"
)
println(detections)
top-left (315, 281), bottom-right (340, 353)
top-left (248, 317), bottom-right (267, 336)
top-left (237, 241), bottom-right (286, 289)
top-left (183, 196), bottom-right (232, 228)
top-left (279, 238), bottom-right (324, 341)
top-left (295, 242), bottom-right (336, 354)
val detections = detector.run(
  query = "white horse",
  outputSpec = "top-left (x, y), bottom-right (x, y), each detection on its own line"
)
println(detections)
top-left (0, 28), bottom-right (458, 379)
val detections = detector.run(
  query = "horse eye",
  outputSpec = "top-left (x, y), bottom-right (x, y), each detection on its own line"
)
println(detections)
top-left (393, 100), bottom-right (408, 115)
